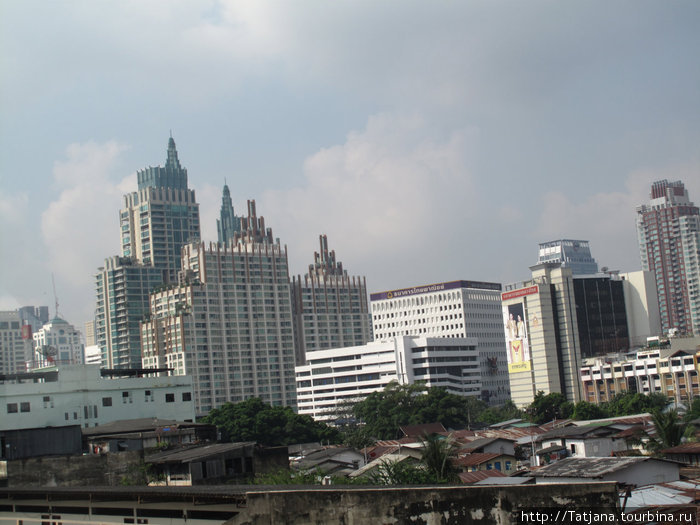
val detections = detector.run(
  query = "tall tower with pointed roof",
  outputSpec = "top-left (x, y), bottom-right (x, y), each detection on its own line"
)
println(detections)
top-left (216, 183), bottom-right (242, 244)
top-left (96, 137), bottom-right (201, 369)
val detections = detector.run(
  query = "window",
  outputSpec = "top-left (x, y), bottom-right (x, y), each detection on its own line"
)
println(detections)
top-left (165, 393), bottom-right (175, 403)
top-left (7, 403), bottom-right (18, 414)
top-left (19, 402), bottom-right (31, 413)
top-left (182, 392), bottom-right (192, 402)
top-left (102, 397), bottom-right (112, 407)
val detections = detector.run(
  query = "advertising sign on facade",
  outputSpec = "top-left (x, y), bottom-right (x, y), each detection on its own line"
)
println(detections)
top-left (502, 302), bottom-right (532, 373)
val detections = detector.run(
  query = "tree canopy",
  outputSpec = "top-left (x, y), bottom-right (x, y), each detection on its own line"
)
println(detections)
top-left (202, 398), bottom-right (341, 446)
top-left (350, 382), bottom-right (485, 440)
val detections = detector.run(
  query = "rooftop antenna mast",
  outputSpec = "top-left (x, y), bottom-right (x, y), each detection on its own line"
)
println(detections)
top-left (52, 273), bottom-right (60, 318)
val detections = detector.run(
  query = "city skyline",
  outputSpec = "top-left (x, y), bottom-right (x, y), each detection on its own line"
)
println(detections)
top-left (1, 2), bottom-right (700, 326)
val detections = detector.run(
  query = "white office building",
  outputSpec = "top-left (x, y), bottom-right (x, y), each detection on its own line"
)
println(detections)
top-left (0, 311), bottom-right (33, 375)
top-left (370, 280), bottom-right (509, 404)
top-left (1, 364), bottom-right (195, 430)
top-left (295, 336), bottom-right (480, 420)
top-left (32, 316), bottom-right (85, 367)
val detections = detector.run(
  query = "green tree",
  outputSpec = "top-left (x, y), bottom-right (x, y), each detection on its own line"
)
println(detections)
top-left (419, 433), bottom-right (459, 483)
top-left (366, 459), bottom-right (437, 485)
top-left (684, 397), bottom-right (700, 423)
top-left (603, 392), bottom-right (668, 417)
top-left (645, 409), bottom-right (691, 453)
top-left (526, 392), bottom-right (573, 424)
top-left (203, 398), bottom-right (341, 446)
top-left (571, 401), bottom-right (608, 421)
top-left (478, 400), bottom-right (525, 425)
top-left (351, 382), bottom-right (485, 440)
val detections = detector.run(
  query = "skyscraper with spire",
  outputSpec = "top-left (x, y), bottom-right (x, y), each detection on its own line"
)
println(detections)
top-left (216, 183), bottom-right (242, 244)
top-left (96, 137), bottom-right (201, 369)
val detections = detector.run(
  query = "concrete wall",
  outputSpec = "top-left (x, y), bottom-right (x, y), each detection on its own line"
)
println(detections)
top-left (228, 483), bottom-right (619, 525)
top-left (7, 451), bottom-right (143, 486)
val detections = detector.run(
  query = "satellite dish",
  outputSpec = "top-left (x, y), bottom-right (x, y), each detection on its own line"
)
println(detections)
top-left (41, 345), bottom-right (58, 358)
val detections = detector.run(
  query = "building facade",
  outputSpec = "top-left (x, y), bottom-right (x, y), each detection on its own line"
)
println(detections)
top-left (537, 240), bottom-right (599, 275)
top-left (502, 264), bottom-right (583, 407)
top-left (1, 364), bottom-right (195, 430)
top-left (32, 316), bottom-right (85, 367)
top-left (216, 183), bottom-right (242, 244)
top-left (619, 270), bottom-right (662, 347)
top-left (141, 201), bottom-right (297, 415)
top-left (291, 235), bottom-right (371, 364)
top-left (636, 179), bottom-right (700, 335)
top-left (295, 336), bottom-right (480, 420)
top-left (370, 280), bottom-right (509, 404)
top-left (0, 311), bottom-right (33, 375)
top-left (96, 137), bottom-right (201, 369)
top-left (95, 257), bottom-right (164, 369)
top-left (580, 345), bottom-right (700, 405)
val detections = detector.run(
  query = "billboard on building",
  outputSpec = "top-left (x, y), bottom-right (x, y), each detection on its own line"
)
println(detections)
top-left (503, 302), bottom-right (531, 373)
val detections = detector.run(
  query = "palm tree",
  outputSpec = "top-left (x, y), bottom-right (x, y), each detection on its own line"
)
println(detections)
top-left (645, 409), bottom-right (691, 454)
top-left (419, 433), bottom-right (459, 483)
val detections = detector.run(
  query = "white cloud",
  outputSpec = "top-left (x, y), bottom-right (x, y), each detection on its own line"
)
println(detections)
top-left (40, 141), bottom-right (132, 323)
top-left (262, 112), bottom-right (480, 287)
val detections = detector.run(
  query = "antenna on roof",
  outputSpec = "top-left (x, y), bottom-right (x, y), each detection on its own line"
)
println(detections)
top-left (52, 273), bottom-right (60, 318)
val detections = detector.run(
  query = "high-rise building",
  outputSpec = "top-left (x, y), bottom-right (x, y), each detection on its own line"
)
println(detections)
top-left (18, 306), bottom-right (49, 334)
top-left (32, 316), bottom-right (85, 368)
top-left (216, 183), bottom-right (242, 244)
top-left (291, 235), bottom-right (371, 364)
top-left (96, 137), bottom-right (201, 369)
top-left (636, 180), bottom-right (700, 335)
top-left (0, 311), bottom-right (33, 374)
top-left (502, 264), bottom-right (583, 407)
top-left (370, 280), bottom-right (510, 405)
top-left (96, 257), bottom-right (164, 369)
top-left (537, 240), bottom-right (599, 275)
top-left (619, 270), bottom-right (662, 346)
top-left (120, 137), bottom-right (200, 282)
top-left (141, 201), bottom-right (297, 415)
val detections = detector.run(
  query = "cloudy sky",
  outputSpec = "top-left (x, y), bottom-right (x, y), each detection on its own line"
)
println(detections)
top-left (1, 1), bottom-right (699, 327)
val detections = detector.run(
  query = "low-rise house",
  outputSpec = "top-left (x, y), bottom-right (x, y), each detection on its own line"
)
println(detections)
top-left (83, 418), bottom-right (217, 453)
top-left (146, 442), bottom-right (288, 485)
top-left (457, 470), bottom-right (507, 485)
top-left (660, 442), bottom-right (700, 467)
top-left (293, 447), bottom-right (365, 476)
top-left (348, 448), bottom-right (423, 480)
top-left (533, 424), bottom-right (628, 466)
top-left (532, 457), bottom-right (680, 487)
top-left (453, 452), bottom-right (517, 475)
top-left (459, 437), bottom-right (516, 457)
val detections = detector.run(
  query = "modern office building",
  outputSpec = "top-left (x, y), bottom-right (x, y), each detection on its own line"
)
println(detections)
top-left (502, 264), bottom-right (583, 407)
top-left (84, 319), bottom-right (96, 347)
top-left (295, 336), bottom-right (480, 420)
top-left (573, 275), bottom-right (629, 359)
top-left (216, 182), bottom-right (242, 244)
top-left (141, 201), bottom-right (297, 415)
top-left (96, 137), bottom-right (201, 369)
top-left (18, 306), bottom-right (49, 334)
top-left (636, 179), bottom-right (700, 335)
top-left (95, 257), bottom-right (164, 369)
top-left (32, 316), bottom-right (85, 367)
top-left (370, 280), bottom-right (509, 404)
top-left (1, 364), bottom-right (195, 430)
top-left (291, 235), bottom-right (371, 364)
top-left (537, 240), bottom-right (599, 276)
top-left (0, 311), bottom-right (33, 375)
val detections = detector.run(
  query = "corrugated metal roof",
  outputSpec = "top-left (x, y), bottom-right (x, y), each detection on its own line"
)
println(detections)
top-left (146, 442), bottom-right (258, 464)
top-left (533, 457), bottom-right (666, 478)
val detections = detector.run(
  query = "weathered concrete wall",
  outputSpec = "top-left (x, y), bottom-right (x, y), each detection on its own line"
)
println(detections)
top-left (8, 451), bottom-right (143, 486)
top-left (228, 482), bottom-right (620, 525)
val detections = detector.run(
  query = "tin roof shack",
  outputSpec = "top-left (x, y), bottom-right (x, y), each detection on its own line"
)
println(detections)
top-left (533, 424), bottom-right (628, 466)
top-left (145, 442), bottom-right (288, 485)
top-left (83, 418), bottom-right (217, 454)
top-left (453, 453), bottom-right (517, 475)
top-left (293, 447), bottom-right (365, 476)
top-left (660, 442), bottom-right (700, 467)
top-left (533, 457), bottom-right (680, 487)
top-left (459, 437), bottom-right (517, 456)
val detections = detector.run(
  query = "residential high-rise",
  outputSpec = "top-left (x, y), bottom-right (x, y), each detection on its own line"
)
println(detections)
top-left (216, 183), bottom-right (241, 244)
top-left (96, 137), bottom-right (201, 369)
top-left (120, 136), bottom-right (200, 282)
top-left (537, 240), bottom-right (599, 275)
top-left (0, 311), bottom-right (33, 374)
top-left (291, 235), bottom-right (372, 364)
top-left (141, 201), bottom-right (297, 415)
top-left (636, 180), bottom-right (700, 335)
top-left (370, 280), bottom-right (510, 405)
